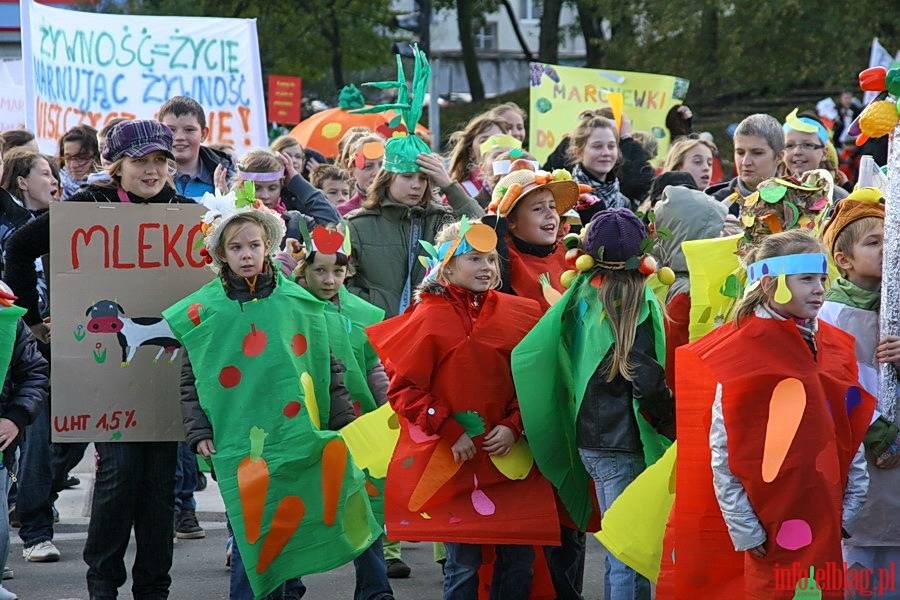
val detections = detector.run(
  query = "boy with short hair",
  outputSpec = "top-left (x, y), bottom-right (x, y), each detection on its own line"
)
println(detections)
top-left (310, 164), bottom-right (351, 208)
top-left (158, 96), bottom-right (235, 201)
top-left (819, 191), bottom-right (900, 596)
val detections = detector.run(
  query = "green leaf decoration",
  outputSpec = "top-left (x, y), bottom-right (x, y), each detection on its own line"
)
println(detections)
top-left (719, 274), bottom-right (743, 298)
top-left (625, 256), bottom-right (640, 270)
top-left (783, 201), bottom-right (800, 229)
top-left (235, 181), bottom-right (256, 207)
top-left (647, 210), bottom-right (657, 223)
top-left (453, 411), bottom-right (486, 437)
top-left (640, 236), bottom-right (656, 254)
top-left (458, 215), bottom-right (471, 238)
top-left (419, 239), bottom-right (439, 260)
top-left (698, 306), bottom-right (712, 323)
top-left (595, 246), bottom-right (605, 262)
top-left (759, 185), bottom-right (787, 203)
top-left (510, 148), bottom-right (523, 158)
top-left (656, 227), bottom-right (674, 240)
top-left (192, 234), bottom-right (205, 251)
top-left (298, 219), bottom-right (313, 253)
top-left (635, 211), bottom-right (645, 221)
top-left (388, 115), bottom-right (402, 128)
top-left (337, 84), bottom-right (366, 111)
top-left (418, 256), bottom-right (430, 268)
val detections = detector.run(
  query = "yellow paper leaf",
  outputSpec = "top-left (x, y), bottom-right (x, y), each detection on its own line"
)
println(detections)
top-left (339, 402), bottom-right (401, 478)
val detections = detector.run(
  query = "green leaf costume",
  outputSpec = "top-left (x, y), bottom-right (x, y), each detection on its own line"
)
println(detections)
top-left (0, 304), bottom-right (27, 388)
top-left (511, 273), bottom-right (671, 530)
top-left (164, 274), bottom-right (381, 599)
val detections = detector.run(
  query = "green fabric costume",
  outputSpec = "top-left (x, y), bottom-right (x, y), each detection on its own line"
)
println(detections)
top-left (0, 304), bottom-right (26, 388)
top-left (164, 274), bottom-right (380, 599)
top-left (511, 273), bottom-right (671, 530)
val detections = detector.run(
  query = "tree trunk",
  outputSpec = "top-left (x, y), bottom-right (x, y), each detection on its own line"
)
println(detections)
top-left (575, 0), bottom-right (602, 67)
top-left (538, 0), bottom-right (562, 64)
top-left (456, 0), bottom-right (485, 101)
top-left (326, 6), bottom-right (345, 89)
top-left (500, 0), bottom-right (534, 62)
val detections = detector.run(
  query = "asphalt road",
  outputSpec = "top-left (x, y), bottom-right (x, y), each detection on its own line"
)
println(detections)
top-left (5, 448), bottom-right (608, 599)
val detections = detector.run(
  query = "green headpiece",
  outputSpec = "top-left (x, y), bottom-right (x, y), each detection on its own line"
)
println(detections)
top-left (351, 45), bottom-right (431, 173)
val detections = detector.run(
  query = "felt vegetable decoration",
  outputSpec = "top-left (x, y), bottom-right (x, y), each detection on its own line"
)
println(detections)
top-left (321, 438), bottom-right (348, 526)
top-left (238, 426), bottom-right (269, 544)
top-left (539, 272), bottom-right (564, 306)
top-left (242, 324), bottom-right (267, 357)
top-left (255, 495), bottom-right (306, 574)
top-left (408, 441), bottom-right (463, 512)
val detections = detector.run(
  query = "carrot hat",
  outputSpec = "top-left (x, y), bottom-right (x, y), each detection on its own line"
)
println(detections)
top-left (350, 45), bottom-right (430, 174)
top-left (489, 163), bottom-right (582, 217)
top-left (197, 183), bottom-right (286, 272)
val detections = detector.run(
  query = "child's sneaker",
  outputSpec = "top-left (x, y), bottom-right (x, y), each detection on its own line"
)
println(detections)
top-left (1, 568), bottom-right (12, 580)
top-left (0, 584), bottom-right (16, 600)
top-left (22, 541), bottom-right (60, 562)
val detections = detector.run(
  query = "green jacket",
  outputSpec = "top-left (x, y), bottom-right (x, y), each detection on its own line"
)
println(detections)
top-left (345, 183), bottom-right (483, 317)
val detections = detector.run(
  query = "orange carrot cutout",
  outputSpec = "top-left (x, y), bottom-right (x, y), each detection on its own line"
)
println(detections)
top-left (408, 441), bottom-right (463, 512)
top-left (238, 426), bottom-right (269, 544)
top-left (761, 378), bottom-right (807, 482)
top-left (256, 495), bottom-right (306, 574)
top-left (321, 438), bottom-right (348, 526)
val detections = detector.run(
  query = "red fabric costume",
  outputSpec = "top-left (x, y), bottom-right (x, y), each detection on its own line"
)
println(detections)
top-left (506, 238), bottom-right (568, 313)
top-left (658, 315), bottom-right (874, 598)
top-left (366, 285), bottom-right (560, 545)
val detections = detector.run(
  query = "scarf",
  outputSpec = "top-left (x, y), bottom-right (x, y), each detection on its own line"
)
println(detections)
top-left (571, 164), bottom-right (626, 209)
top-left (825, 277), bottom-right (881, 312)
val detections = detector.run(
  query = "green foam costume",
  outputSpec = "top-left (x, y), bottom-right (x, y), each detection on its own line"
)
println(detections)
top-left (164, 274), bottom-right (380, 599)
top-left (0, 303), bottom-right (27, 391)
top-left (511, 272), bottom-right (671, 530)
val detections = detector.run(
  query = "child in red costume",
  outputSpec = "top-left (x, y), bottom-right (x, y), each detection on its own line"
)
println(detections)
top-left (668, 230), bottom-right (874, 598)
top-left (367, 218), bottom-right (559, 599)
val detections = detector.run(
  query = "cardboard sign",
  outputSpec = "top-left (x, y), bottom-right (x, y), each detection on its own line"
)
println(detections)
top-left (50, 202), bottom-right (212, 442)
top-left (20, 0), bottom-right (267, 155)
top-left (267, 75), bottom-right (302, 124)
top-left (529, 63), bottom-right (690, 167)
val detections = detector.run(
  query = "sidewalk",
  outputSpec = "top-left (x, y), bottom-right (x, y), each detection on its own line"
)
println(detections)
top-left (51, 443), bottom-right (228, 526)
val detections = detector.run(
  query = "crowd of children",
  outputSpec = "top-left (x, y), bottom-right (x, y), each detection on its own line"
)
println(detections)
top-left (0, 46), bottom-right (898, 600)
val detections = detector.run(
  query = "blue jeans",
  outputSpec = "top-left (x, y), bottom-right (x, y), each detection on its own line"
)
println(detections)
top-left (16, 394), bottom-right (53, 548)
top-left (444, 542), bottom-right (534, 600)
top-left (229, 532), bottom-right (391, 600)
top-left (543, 525), bottom-right (586, 600)
top-left (0, 465), bottom-right (11, 574)
top-left (84, 442), bottom-right (177, 599)
top-left (174, 442), bottom-right (197, 512)
top-left (578, 449), bottom-right (650, 600)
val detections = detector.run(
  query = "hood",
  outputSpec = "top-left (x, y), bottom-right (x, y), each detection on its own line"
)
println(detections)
top-left (654, 185), bottom-right (727, 273)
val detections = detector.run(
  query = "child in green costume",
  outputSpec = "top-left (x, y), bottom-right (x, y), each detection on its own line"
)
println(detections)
top-left (164, 194), bottom-right (385, 600)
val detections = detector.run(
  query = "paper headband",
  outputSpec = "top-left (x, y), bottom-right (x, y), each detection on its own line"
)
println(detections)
top-left (353, 141), bottom-right (385, 169)
top-left (783, 108), bottom-right (829, 145)
top-left (238, 168), bottom-right (284, 182)
top-left (419, 216), bottom-right (498, 281)
top-left (746, 253), bottom-right (828, 284)
top-left (479, 134), bottom-right (522, 156)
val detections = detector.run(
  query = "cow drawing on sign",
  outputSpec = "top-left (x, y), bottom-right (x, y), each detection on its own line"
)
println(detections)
top-left (85, 300), bottom-right (181, 366)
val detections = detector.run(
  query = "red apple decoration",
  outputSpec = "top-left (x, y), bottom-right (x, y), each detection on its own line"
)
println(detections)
top-left (311, 227), bottom-right (344, 254)
top-left (565, 248), bottom-right (583, 269)
top-left (218, 366), bottom-right (242, 388)
top-left (292, 334), bottom-right (308, 356)
top-left (242, 324), bottom-right (267, 357)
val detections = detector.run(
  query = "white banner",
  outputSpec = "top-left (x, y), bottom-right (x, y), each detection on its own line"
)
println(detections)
top-left (0, 60), bottom-right (25, 131)
top-left (20, 0), bottom-right (267, 155)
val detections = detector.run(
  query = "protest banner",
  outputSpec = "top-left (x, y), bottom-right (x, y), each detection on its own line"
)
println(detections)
top-left (20, 0), bottom-right (267, 155)
top-left (529, 63), bottom-right (689, 167)
top-left (0, 60), bottom-right (25, 131)
top-left (50, 202), bottom-right (212, 442)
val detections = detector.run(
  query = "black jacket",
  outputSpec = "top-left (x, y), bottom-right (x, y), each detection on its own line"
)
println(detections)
top-left (576, 319), bottom-right (674, 452)
top-left (0, 188), bottom-right (33, 276)
top-left (1, 319), bottom-right (49, 466)
top-left (280, 174), bottom-right (341, 226)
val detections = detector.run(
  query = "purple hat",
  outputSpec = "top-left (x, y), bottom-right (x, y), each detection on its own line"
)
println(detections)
top-left (582, 207), bottom-right (648, 264)
top-left (102, 119), bottom-right (175, 163)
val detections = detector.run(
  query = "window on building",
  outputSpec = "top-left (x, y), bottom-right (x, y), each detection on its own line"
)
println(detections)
top-left (519, 0), bottom-right (540, 21)
top-left (474, 21), bottom-right (498, 50)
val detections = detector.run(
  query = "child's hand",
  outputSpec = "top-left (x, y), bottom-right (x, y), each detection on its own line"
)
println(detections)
top-left (197, 438), bottom-right (216, 458)
top-left (416, 153), bottom-right (453, 189)
top-left (451, 433), bottom-right (476, 464)
top-left (0, 418), bottom-right (19, 451)
top-left (875, 335), bottom-right (900, 364)
top-left (482, 425), bottom-right (515, 456)
top-left (214, 163), bottom-right (229, 195)
top-left (747, 544), bottom-right (766, 558)
top-left (279, 151), bottom-right (298, 181)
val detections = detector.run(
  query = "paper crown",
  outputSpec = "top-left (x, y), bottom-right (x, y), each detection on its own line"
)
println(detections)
top-left (419, 216), bottom-right (498, 281)
top-left (489, 165), bottom-right (582, 217)
top-left (298, 220), bottom-right (351, 258)
top-left (479, 134), bottom-right (521, 156)
top-left (783, 108), bottom-right (829, 144)
top-left (739, 171), bottom-right (834, 250)
top-left (745, 252), bottom-right (829, 304)
top-left (351, 45), bottom-right (430, 174)
top-left (196, 183), bottom-right (286, 273)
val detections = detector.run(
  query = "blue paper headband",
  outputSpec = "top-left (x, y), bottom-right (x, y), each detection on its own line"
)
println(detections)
top-left (746, 253), bottom-right (828, 284)
top-left (783, 118), bottom-right (829, 145)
